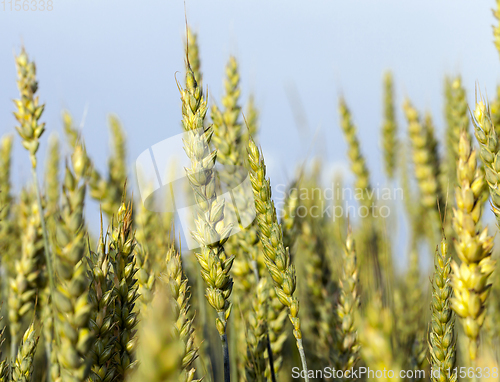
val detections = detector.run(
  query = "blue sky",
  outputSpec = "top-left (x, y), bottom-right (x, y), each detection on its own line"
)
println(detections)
top-left (1, 0), bottom-right (499, 265)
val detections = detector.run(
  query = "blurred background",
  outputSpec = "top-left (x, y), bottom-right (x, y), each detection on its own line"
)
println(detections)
top-left (0, 0), bottom-right (498, 267)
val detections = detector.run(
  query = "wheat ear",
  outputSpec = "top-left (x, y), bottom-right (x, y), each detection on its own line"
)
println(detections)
top-left (494, 0), bottom-right (500, 60)
top-left (247, 138), bottom-right (309, 381)
top-left (333, 227), bottom-right (360, 378)
top-left (381, 72), bottom-right (398, 179)
top-left (244, 278), bottom-right (268, 382)
top-left (163, 243), bottom-right (200, 382)
top-left (403, 100), bottom-right (442, 236)
top-left (131, 283), bottom-right (183, 382)
top-left (89, 227), bottom-right (117, 382)
top-left (110, 202), bottom-right (140, 379)
top-left (429, 237), bottom-right (456, 382)
top-left (444, 77), bottom-right (470, 186)
top-left (452, 127), bottom-right (494, 361)
top-left (8, 189), bottom-right (44, 359)
top-left (62, 111), bottom-right (128, 218)
top-left (52, 143), bottom-right (94, 381)
top-left (13, 47), bottom-right (55, 336)
top-left (12, 323), bottom-right (39, 382)
top-left (339, 98), bottom-right (372, 207)
top-left (0, 317), bottom-right (8, 382)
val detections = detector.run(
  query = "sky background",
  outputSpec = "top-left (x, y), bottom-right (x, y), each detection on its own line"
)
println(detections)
top-left (1, 0), bottom-right (499, 268)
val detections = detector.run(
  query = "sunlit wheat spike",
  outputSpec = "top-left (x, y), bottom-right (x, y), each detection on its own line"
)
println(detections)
top-left (452, 127), bottom-right (494, 361)
top-left (248, 137), bottom-right (309, 381)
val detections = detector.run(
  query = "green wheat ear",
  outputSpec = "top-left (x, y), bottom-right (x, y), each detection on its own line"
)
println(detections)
top-left (109, 201), bottom-right (140, 379)
top-left (244, 277), bottom-right (269, 382)
top-left (0, 316), bottom-right (9, 382)
top-left (332, 227), bottom-right (360, 377)
top-left (12, 323), bottom-right (39, 382)
top-left (8, 188), bottom-right (44, 359)
top-left (163, 243), bottom-right (200, 381)
top-left (131, 283), bottom-right (183, 382)
top-left (381, 72), bottom-right (398, 180)
top-left (429, 237), bottom-right (456, 382)
top-left (89, 226), bottom-right (117, 382)
top-left (53, 142), bottom-right (94, 381)
top-left (247, 137), bottom-right (309, 381)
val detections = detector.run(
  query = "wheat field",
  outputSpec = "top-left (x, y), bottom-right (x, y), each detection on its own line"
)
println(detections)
top-left (2, 3), bottom-right (500, 382)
